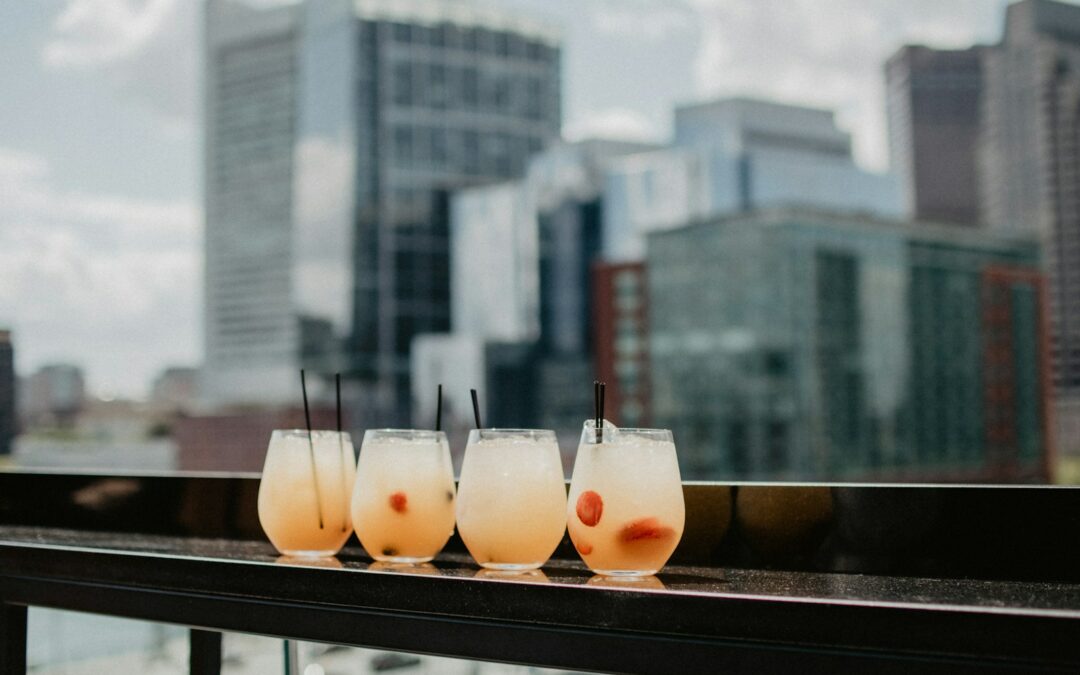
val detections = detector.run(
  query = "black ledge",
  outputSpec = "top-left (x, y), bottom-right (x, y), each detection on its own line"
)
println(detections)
top-left (1, 471), bottom-right (1080, 674)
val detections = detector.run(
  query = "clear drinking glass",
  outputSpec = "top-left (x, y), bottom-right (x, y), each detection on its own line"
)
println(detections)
top-left (455, 429), bottom-right (567, 570)
top-left (351, 429), bottom-right (456, 563)
top-left (567, 422), bottom-right (685, 576)
top-left (257, 429), bottom-right (356, 557)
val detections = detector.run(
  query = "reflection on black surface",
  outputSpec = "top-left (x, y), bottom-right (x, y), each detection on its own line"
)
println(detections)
top-left (368, 562), bottom-right (442, 576)
top-left (276, 555), bottom-right (344, 569)
top-left (587, 574), bottom-right (666, 590)
top-left (4, 472), bottom-right (1080, 582)
top-left (734, 486), bottom-right (833, 560)
top-left (475, 568), bottom-right (550, 584)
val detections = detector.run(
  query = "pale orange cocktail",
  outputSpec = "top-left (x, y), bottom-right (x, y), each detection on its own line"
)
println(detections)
top-left (258, 429), bottom-right (356, 557)
top-left (567, 423), bottom-right (684, 576)
top-left (455, 429), bottom-right (567, 570)
top-left (351, 429), bottom-right (456, 563)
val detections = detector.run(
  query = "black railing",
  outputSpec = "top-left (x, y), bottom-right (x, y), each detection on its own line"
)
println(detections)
top-left (1, 470), bottom-right (1080, 674)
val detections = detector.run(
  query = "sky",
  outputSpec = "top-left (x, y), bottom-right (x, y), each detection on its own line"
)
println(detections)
top-left (0, 0), bottom-right (1022, 398)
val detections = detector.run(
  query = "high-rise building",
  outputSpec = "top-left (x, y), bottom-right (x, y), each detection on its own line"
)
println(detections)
top-left (647, 208), bottom-right (1049, 482)
top-left (979, 0), bottom-right (1080, 455)
top-left (886, 45), bottom-right (985, 226)
top-left (202, 0), bottom-right (561, 420)
top-left (0, 331), bottom-right (15, 456)
top-left (414, 140), bottom-right (654, 434)
top-left (603, 97), bottom-right (902, 261)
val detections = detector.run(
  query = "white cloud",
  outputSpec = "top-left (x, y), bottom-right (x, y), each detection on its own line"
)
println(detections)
top-left (564, 107), bottom-right (666, 143)
top-left (41, 0), bottom-right (198, 125)
top-left (589, 0), bottom-right (696, 41)
top-left (0, 147), bottom-right (200, 397)
top-left (685, 0), bottom-right (1000, 170)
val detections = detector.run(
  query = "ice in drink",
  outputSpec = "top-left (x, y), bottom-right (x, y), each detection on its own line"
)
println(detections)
top-left (455, 429), bottom-right (567, 570)
top-left (258, 429), bottom-right (356, 557)
top-left (351, 429), bottom-right (456, 563)
top-left (567, 423), bottom-right (684, 576)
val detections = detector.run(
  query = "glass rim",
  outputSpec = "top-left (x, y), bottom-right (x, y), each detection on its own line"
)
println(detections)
top-left (271, 429), bottom-right (352, 439)
top-left (467, 428), bottom-right (557, 441)
top-left (363, 428), bottom-right (447, 440)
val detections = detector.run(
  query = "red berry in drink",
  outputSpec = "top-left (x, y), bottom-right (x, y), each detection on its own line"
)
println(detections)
top-left (576, 491), bottom-right (603, 527)
top-left (620, 517), bottom-right (673, 543)
top-left (389, 491), bottom-right (407, 513)
top-left (576, 541), bottom-right (593, 556)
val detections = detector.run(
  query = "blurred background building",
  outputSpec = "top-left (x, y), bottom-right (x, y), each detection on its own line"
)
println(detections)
top-left (886, 45), bottom-right (985, 226)
top-left (647, 208), bottom-right (1048, 481)
top-left (978, 0), bottom-right (1080, 459)
top-left (0, 331), bottom-right (15, 457)
top-left (602, 98), bottom-right (903, 261)
top-left (202, 0), bottom-right (561, 425)
top-left (21, 364), bottom-right (85, 430)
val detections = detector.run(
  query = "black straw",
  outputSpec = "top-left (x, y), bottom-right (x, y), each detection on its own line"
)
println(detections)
top-left (599, 381), bottom-right (606, 442)
top-left (435, 383), bottom-right (443, 431)
top-left (335, 373), bottom-right (346, 532)
top-left (300, 369), bottom-right (325, 529)
top-left (593, 380), bottom-right (602, 443)
top-left (470, 388), bottom-right (482, 429)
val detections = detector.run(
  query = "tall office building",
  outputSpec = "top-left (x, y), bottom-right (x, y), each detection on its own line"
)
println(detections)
top-left (648, 208), bottom-right (1049, 481)
top-left (980, 0), bottom-right (1080, 454)
top-left (885, 45), bottom-right (985, 226)
top-left (202, 0), bottom-right (561, 419)
top-left (0, 331), bottom-right (15, 456)
top-left (603, 97), bottom-right (902, 261)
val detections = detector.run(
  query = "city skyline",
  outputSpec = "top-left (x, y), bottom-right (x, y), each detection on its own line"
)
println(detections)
top-left (0, 0), bottom-right (1034, 397)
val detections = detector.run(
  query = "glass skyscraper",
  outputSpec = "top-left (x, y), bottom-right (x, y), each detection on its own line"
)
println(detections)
top-left (647, 208), bottom-right (1049, 481)
top-left (202, 0), bottom-right (560, 419)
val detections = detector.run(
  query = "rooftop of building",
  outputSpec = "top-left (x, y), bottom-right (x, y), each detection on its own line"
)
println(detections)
top-left (648, 205), bottom-right (1041, 253)
top-left (1004, 0), bottom-right (1080, 45)
top-left (354, 0), bottom-right (560, 44)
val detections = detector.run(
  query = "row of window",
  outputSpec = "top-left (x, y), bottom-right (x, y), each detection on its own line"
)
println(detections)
top-left (391, 60), bottom-right (553, 120)
top-left (391, 124), bottom-right (543, 175)
top-left (382, 21), bottom-right (556, 65)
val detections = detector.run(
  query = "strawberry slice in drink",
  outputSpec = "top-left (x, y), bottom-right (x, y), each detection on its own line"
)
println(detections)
top-left (389, 491), bottom-right (408, 513)
top-left (576, 491), bottom-right (603, 527)
top-left (619, 517), bottom-right (674, 543)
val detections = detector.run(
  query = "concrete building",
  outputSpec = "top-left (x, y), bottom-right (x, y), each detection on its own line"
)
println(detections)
top-left (603, 98), bottom-right (903, 261)
top-left (22, 364), bottom-right (85, 429)
top-left (647, 208), bottom-right (1049, 482)
top-left (150, 367), bottom-right (199, 413)
top-left (202, 0), bottom-right (561, 421)
top-left (0, 331), bottom-right (15, 455)
top-left (979, 0), bottom-right (1080, 456)
top-left (886, 45), bottom-right (985, 226)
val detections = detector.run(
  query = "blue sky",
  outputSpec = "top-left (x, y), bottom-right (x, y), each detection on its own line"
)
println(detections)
top-left (0, 0), bottom-right (1019, 397)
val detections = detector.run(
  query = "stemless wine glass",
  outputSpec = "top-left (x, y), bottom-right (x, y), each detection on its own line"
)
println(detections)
top-left (257, 429), bottom-right (356, 557)
top-left (351, 429), bottom-right (456, 564)
top-left (567, 422), bottom-right (685, 576)
top-left (455, 429), bottom-right (567, 571)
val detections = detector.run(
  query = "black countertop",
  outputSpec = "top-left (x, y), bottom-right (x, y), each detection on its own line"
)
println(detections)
top-left (2, 525), bottom-right (1079, 674)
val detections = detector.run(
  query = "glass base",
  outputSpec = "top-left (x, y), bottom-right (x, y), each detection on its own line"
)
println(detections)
top-left (280, 549), bottom-right (340, 558)
top-left (592, 569), bottom-right (658, 577)
top-left (479, 561), bottom-right (543, 572)
top-left (372, 555), bottom-right (434, 564)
